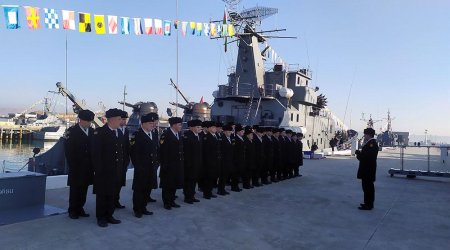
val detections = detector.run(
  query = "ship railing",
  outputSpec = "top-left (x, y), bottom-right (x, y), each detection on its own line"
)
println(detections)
top-left (385, 145), bottom-right (450, 178)
top-left (263, 83), bottom-right (277, 97)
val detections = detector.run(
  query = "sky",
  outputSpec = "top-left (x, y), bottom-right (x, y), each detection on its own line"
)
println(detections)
top-left (0, 0), bottom-right (449, 137)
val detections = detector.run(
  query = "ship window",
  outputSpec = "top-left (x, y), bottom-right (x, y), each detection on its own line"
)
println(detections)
top-left (290, 113), bottom-right (293, 121)
top-left (296, 114), bottom-right (299, 122)
top-left (321, 138), bottom-right (323, 144)
top-left (307, 140), bottom-right (310, 148)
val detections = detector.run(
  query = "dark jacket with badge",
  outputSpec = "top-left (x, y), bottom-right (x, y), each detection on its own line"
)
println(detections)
top-left (131, 128), bottom-right (159, 191)
top-left (272, 136), bottom-right (282, 170)
top-left (244, 137), bottom-right (256, 171)
top-left (159, 129), bottom-right (184, 189)
top-left (232, 135), bottom-right (246, 174)
top-left (64, 124), bottom-right (94, 186)
top-left (263, 135), bottom-right (274, 172)
top-left (118, 127), bottom-right (130, 187)
top-left (356, 138), bottom-right (379, 182)
top-left (183, 130), bottom-right (202, 181)
top-left (253, 135), bottom-right (264, 170)
top-left (202, 132), bottom-right (221, 179)
top-left (91, 125), bottom-right (124, 195)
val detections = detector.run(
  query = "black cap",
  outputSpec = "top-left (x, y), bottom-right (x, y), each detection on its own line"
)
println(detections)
top-left (203, 121), bottom-right (216, 128)
top-left (187, 119), bottom-right (202, 127)
top-left (105, 108), bottom-right (122, 118)
top-left (285, 129), bottom-right (293, 134)
top-left (201, 121), bottom-right (208, 127)
top-left (216, 122), bottom-right (223, 128)
top-left (279, 128), bottom-right (285, 132)
top-left (244, 126), bottom-right (253, 135)
top-left (227, 122), bottom-right (235, 126)
top-left (235, 124), bottom-right (244, 132)
top-left (264, 127), bottom-right (273, 132)
top-left (169, 117), bottom-right (182, 125)
top-left (141, 113), bottom-right (159, 123)
top-left (120, 111), bottom-right (128, 119)
top-left (272, 127), bottom-right (279, 133)
top-left (223, 124), bottom-right (233, 131)
top-left (78, 109), bottom-right (95, 121)
top-left (363, 128), bottom-right (375, 136)
top-left (298, 133), bottom-right (303, 137)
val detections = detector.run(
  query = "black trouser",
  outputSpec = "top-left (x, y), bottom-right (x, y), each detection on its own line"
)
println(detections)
top-left (162, 188), bottom-right (176, 205)
top-left (184, 179), bottom-right (197, 200)
top-left (202, 177), bottom-right (214, 196)
top-left (68, 185), bottom-right (89, 215)
top-left (230, 171), bottom-right (240, 190)
top-left (133, 188), bottom-right (149, 213)
top-left (260, 165), bottom-right (269, 183)
top-left (218, 174), bottom-right (228, 193)
top-left (294, 164), bottom-right (300, 176)
top-left (361, 180), bottom-right (375, 207)
top-left (116, 185), bottom-right (123, 205)
top-left (96, 194), bottom-right (115, 221)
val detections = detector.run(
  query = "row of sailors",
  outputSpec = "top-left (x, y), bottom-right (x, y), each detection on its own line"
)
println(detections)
top-left (64, 109), bottom-right (304, 228)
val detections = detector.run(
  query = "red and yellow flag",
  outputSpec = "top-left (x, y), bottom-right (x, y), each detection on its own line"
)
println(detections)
top-left (24, 6), bottom-right (40, 29)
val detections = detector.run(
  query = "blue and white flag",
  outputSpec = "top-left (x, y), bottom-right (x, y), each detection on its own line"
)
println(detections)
top-left (133, 18), bottom-right (143, 35)
top-left (3, 5), bottom-right (20, 29)
top-left (163, 20), bottom-right (171, 36)
top-left (203, 23), bottom-right (210, 37)
top-left (120, 17), bottom-right (130, 35)
top-left (44, 8), bottom-right (59, 29)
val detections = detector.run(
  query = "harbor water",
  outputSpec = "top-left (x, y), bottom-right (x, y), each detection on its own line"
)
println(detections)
top-left (0, 140), bottom-right (57, 172)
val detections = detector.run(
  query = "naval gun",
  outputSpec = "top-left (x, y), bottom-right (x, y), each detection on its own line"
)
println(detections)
top-left (118, 101), bottom-right (159, 134)
top-left (168, 78), bottom-right (211, 122)
top-left (56, 82), bottom-right (104, 128)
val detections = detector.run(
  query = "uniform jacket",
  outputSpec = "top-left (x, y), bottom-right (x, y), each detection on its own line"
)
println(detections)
top-left (131, 128), bottom-right (158, 191)
top-left (64, 124), bottom-right (94, 186)
top-left (159, 129), bottom-right (184, 189)
top-left (356, 138), bottom-right (379, 182)
top-left (118, 127), bottom-right (130, 186)
top-left (220, 135), bottom-right (234, 177)
top-left (183, 130), bottom-right (202, 181)
top-left (244, 137), bottom-right (256, 170)
top-left (232, 135), bottom-right (246, 174)
top-left (202, 132), bottom-right (221, 179)
top-left (262, 135), bottom-right (274, 171)
top-left (91, 125), bottom-right (124, 195)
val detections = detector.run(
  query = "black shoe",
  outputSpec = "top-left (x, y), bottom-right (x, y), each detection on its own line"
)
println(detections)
top-left (69, 213), bottom-right (79, 219)
top-left (231, 188), bottom-right (242, 192)
top-left (97, 220), bottom-right (108, 227)
top-left (243, 185), bottom-right (251, 189)
top-left (171, 202), bottom-right (181, 208)
top-left (107, 217), bottom-right (121, 224)
top-left (217, 191), bottom-right (226, 196)
top-left (115, 203), bottom-right (125, 209)
top-left (164, 204), bottom-right (172, 210)
top-left (192, 198), bottom-right (200, 202)
top-left (134, 212), bottom-right (143, 218)
top-left (224, 191), bottom-right (230, 195)
top-left (147, 197), bottom-right (157, 203)
top-left (210, 194), bottom-right (218, 198)
top-left (203, 195), bottom-right (211, 199)
top-left (78, 212), bottom-right (90, 218)
top-left (358, 205), bottom-right (373, 210)
top-left (143, 210), bottom-right (153, 215)
top-left (184, 199), bottom-right (194, 204)
top-left (253, 183), bottom-right (262, 187)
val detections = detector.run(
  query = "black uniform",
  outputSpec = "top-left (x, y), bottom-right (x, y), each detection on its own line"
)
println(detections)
top-left (243, 136), bottom-right (255, 188)
top-left (131, 128), bottom-right (158, 214)
top-left (116, 127), bottom-right (130, 207)
top-left (356, 138), bottom-right (379, 208)
top-left (65, 124), bottom-right (94, 217)
top-left (231, 135), bottom-right (245, 191)
top-left (294, 139), bottom-right (303, 176)
top-left (286, 138), bottom-right (297, 178)
top-left (252, 134), bottom-right (264, 186)
top-left (91, 125), bottom-right (124, 222)
top-left (183, 130), bottom-right (202, 202)
top-left (218, 135), bottom-right (233, 194)
top-left (159, 129), bottom-right (184, 206)
top-left (262, 134), bottom-right (274, 183)
top-left (280, 136), bottom-right (289, 179)
top-left (201, 132), bottom-right (221, 197)
top-left (272, 135), bottom-right (282, 181)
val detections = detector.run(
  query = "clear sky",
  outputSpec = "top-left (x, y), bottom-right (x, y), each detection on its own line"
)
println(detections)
top-left (0, 0), bottom-right (449, 137)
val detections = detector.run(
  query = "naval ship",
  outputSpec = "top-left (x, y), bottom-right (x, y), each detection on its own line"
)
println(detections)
top-left (209, 6), bottom-right (348, 150)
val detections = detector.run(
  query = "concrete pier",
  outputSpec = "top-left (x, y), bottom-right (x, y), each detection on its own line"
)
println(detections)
top-left (0, 149), bottom-right (449, 249)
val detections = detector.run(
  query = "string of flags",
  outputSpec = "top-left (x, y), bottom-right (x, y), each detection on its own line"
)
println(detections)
top-left (1, 5), bottom-right (236, 38)
top-left (264, 41), bottom-right (288, 69)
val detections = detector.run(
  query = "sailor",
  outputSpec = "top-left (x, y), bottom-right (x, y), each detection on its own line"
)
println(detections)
top-left (91, 108), bottom-right (124, 227)
top-left (271, 128), bottom-right (282, 182)
top-left (252, 125), bottom-right (264, 186)
top-left (147, 121), bottom-right (160, 203)
top-left (115, 110), bottom-right (130, 209)
top-left (201, 121), bottom-right (221, 199)
top-left (294, 133), bottom-right (304, 177)
top-left (64, 109), bottom-right (95, 220)
top-left (159, 117), bottom-right (184, 210)
top-left (130, 113), bottom-right (159, 218)
top-left (182, 119), bottom-right (203, 204)
top-left (279, 128), bottom-right (288, 180)
top-left (262, 127), bottom-right (274, 184)
top-left (284, 129), bottom-right (295, 179)
top-left (355, 128), bottom-right (379, 210)
top-left (218, 124), bottom-right (233, 195)
top-left (231, 124), bottom-right (245, 192)
top-left (243, 126), bottom-right (255, 189)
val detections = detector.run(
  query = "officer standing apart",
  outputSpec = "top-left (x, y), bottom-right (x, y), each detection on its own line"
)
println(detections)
top-left (65, 109), bottom-right (95, 219)
top-left (91, 108), bottom-right (124, 227)
top-left (159, 117), bottom-right (184, 210)
top-left (356, 128), bottom-right (379, 210)
top-left (116, 110), bottom-right (130, 209)
top-left (130, 113), bottom-right (159, 218)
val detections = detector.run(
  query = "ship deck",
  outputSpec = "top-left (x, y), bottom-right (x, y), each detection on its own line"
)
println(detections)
top-left (1, 148), bottom-right (449, 250)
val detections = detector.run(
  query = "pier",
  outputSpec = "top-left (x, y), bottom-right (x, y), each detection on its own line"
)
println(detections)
top-left (0, 126), bottom-right (37, 142)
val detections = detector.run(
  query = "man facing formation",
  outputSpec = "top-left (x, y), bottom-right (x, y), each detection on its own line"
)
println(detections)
top-left (65, 109), bottom-right (95, 220)
top-left (356, 128), bottom-right (379, 210)
top-left (130, 113), bottom-right (159, 218)
top-left (159, 117), bottom-right (184, 210)
top-left (91, 108), bottom-right (124, 227)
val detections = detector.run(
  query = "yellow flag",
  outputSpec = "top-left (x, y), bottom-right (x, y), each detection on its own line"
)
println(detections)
top-left (228, 24), bottom-right (235, 37)
top-left (79, 12), bottom-right (91, 33)
top-left (94, 15), bottom-right (106, 34)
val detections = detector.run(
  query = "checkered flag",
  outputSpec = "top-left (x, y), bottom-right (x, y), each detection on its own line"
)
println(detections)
top-left (44, 8), bottom-right (59, 29)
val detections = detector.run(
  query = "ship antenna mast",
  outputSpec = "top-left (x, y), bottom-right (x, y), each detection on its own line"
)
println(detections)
top-left (122, 85), bottom-right (127, 111)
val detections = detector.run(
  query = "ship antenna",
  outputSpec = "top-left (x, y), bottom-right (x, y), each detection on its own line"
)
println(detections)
top-left (343, 66), bottom-right (357, 127)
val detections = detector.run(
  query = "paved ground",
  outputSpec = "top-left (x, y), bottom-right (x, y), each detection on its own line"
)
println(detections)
top-left (1, 148), bottom-right (449, 250)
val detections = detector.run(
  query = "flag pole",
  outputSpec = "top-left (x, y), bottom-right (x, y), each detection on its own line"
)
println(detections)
top-left (65, 31), bottom-right (68, 120)
top-left (175, 0), bottom-right (179, 117)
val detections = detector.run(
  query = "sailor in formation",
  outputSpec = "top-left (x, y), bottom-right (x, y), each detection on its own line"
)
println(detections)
top-left (116, 110), bottom-right (130, 209)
